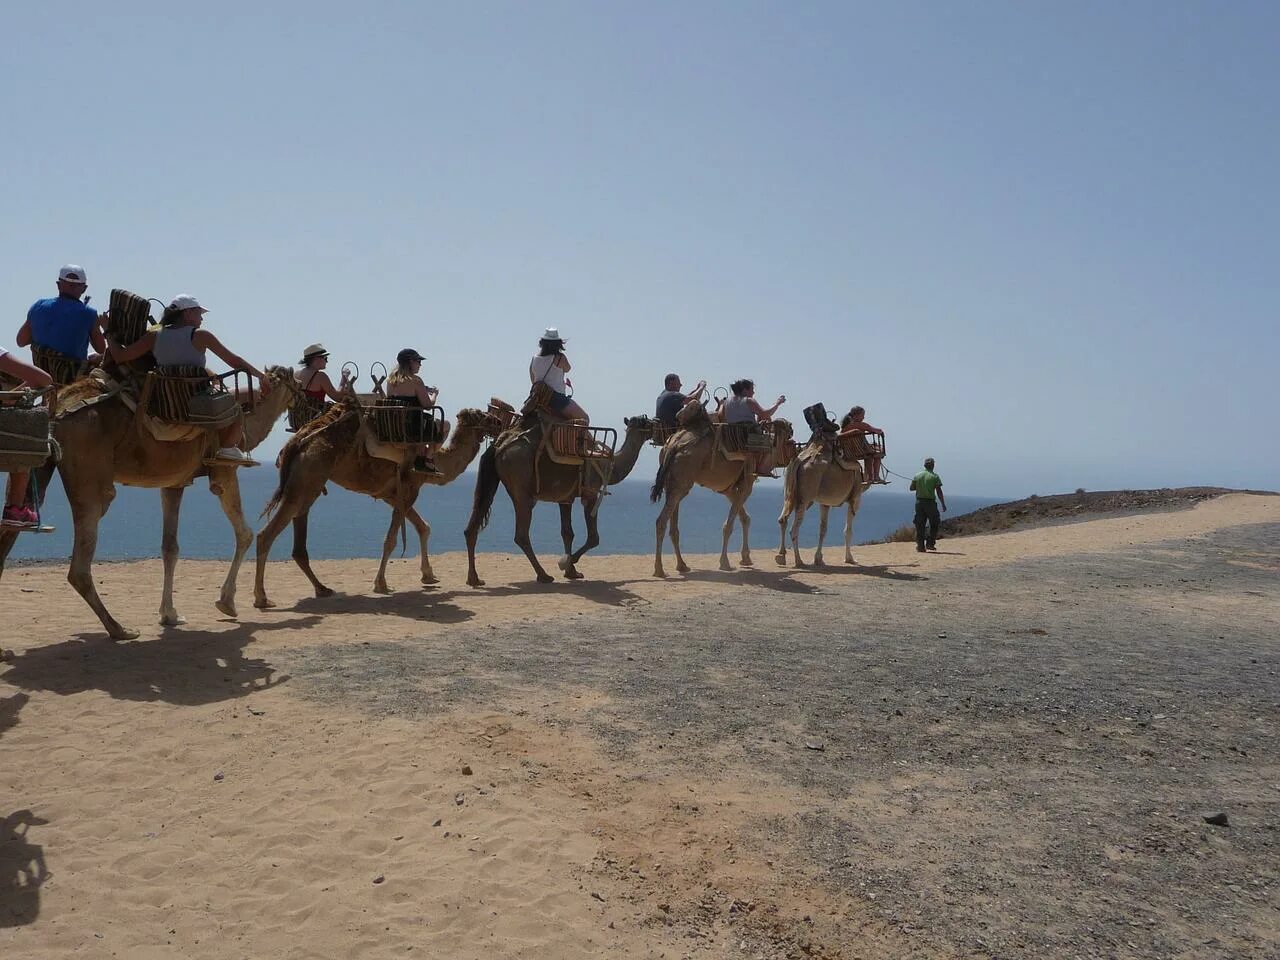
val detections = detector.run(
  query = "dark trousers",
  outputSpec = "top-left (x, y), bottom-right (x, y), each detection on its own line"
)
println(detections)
top-left (914, 500), bottom-right (941, 549)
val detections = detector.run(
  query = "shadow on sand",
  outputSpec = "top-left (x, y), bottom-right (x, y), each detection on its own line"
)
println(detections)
top-left (784, 562), bottom-right (929, 583)
top-left (291, 589), bottom-right (476, 624)
top-left (0, 692), bottom-right (29, 740)
top-left (0, 809), bottom-right (48, 928)
top-left (0, 616), bottom-right (315, 706)
top-left (676, 567), bottom-right (825, 595)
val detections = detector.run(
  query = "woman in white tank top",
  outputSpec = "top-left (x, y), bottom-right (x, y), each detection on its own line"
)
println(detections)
top-left (106, 295), bottom-right (271, 464)
top-left (529, 327), bottom-right (588, 423)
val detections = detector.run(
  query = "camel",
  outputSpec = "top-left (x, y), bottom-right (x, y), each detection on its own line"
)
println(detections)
top-left (775, 432), bottom-right (873, 567)
top-left (254, 403), bottom-right (497, 607)
top-left (464, 415), bottom-right (655, 586)
top-left (649, 403), bottom-right (794, 578)
top-left (0, 365), bottom-right (298, 640)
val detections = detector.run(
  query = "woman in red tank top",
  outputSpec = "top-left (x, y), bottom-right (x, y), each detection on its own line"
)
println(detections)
top-left (297, 344), bottom-right (346, 402)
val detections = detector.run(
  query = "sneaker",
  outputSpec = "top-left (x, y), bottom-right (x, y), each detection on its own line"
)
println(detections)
top-left (2, 505), bottom-right (34, 527)
top-left (20, 507), bottom-right (39, 525)
top-left (916, 545), bottom-right (926, 553)
top-left (413, 456), bottom-right (442, 476)
top-left (214, 448), bottom-right (259, 466)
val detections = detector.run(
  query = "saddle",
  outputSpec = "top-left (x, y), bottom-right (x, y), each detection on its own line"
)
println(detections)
top-left (529, 414), bottom-right (617, 502)
top-left (713, 422), bottom-right (772, 462)
top-left (0, 395), bottom-right (57, 471)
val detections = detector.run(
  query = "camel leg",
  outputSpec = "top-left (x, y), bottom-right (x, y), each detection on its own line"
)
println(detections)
top-left (562, 496), bottom-right (599, 579)
top-left (405, 506), bottom-right (438, 585)
top-left (738, 499), bottom-right (753, 566)
top-left (670, 499), bottom-right (691, 574)
top-left (776, 500), bottom-right (792, 566)
top-left (512, 496), bottom-right (553, 584)
top-left (290, 511), bottom-right (335, 598)
top-left (653, 493), bottom-right (675, 579)
top-left (65, 482), bottom-right (136, 641)
top-left (159, 487), bottom-right (186, 626)
top-left (719, 492), bottom-right (739, 571)
top-left (844, 497), bottom-right (860, 564)
top-left (373, 507), bottom-right (405, 594)
top-left (790, 501), bottom-right (809, 568)
top-left (255, 474), bottom-right (328, 608)
top-left (556, 502), bottom-right (578, 577)
top-left (813, 504), bottom-right (830, 567)
top-left (210, 470), bottom-right (251, 618)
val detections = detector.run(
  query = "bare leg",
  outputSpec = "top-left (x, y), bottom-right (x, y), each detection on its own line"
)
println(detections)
top-left (843, 501), bottom-right (856, 564)
top-left (209, 468), bottom-right (251, 618)
top-left (159, 487), bottom-right (186, 626)
top-left (512, 497), bottom-right (553, 583)
top-left (405, 506), bottom-right (437, 584)
top-left (291, 511), bottom-right (334, 598)
top-left (562, 400), bottom-right (589, 423)
top-left (464, 517), bottom-right (484, 588)
top-left (813, 504), bottom-right (830, 567)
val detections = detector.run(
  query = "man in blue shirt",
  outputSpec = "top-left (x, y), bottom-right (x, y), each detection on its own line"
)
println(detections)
top-left (16, 264), bottom-right (105, 382)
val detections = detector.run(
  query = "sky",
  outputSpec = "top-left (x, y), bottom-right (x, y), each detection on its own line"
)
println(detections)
top-left (3, 1), bottom-right (1276, 497)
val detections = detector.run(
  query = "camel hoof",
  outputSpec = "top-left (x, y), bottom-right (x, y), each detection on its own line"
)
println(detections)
top-left (467, 578), bottom-right (485, 588)
top-left (214, 599), bottom-right (238, 619)
top-left (845, 557), bottom-right (857, 565)
top-left (421, 575), bottom-right (439, 585)
top-left (653, 569), bottom-right (667, 579)
top-left (814, 558), bottom-right (826, 568)
top-left (676, 563), bottom-right (691, 574)
top-left (564, 569), bottom-right (584, 580)
top-left (719, 561), bottom-right (733, 572)
top-left (109, 627), bottom-right (141, 642)
top-left (374, 584), bottom-right (393, 595)
top-left (159, 614), bottom-right (187, 627)
top-left (536, 574), bottom-right (555, 584)
top-left (315, 586), bottom-right (335, 598)
top-left (774, 554), bottom-right (787, 566)
top-left (740, 557), bottom-right (754, 567)
top-left (557, 554), bottom-right (571, 571)
top-left (254, 597), bottom-right (277, 610)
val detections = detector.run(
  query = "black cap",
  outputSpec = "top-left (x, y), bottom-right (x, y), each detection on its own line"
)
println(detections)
top-left (397, 348), bottom-right (424, 364)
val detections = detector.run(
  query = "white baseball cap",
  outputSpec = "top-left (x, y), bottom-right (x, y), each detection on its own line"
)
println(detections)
top-left (168, 294), bottom-right (207, 313)
top-left (58, 264), bottom-right (87, 283)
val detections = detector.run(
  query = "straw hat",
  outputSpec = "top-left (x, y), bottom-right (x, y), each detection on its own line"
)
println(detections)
top-left (300, 343), bottom-right (329, 365)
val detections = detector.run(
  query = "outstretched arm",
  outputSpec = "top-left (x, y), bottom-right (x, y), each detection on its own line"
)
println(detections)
top-left (196, 331), bottom-right (269, 391)
top-left (107, 330), bottom-right (157, 364)
top-left (750, 395), bottom-right (786, 421)
top-left (683, 380), bottom-right (707, 402)
top-left (0, 352), bottom-right (53, 388)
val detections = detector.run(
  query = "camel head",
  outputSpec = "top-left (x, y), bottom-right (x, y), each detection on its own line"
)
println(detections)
top-left (622, 414), bottom-right (657, 439)
top-left (771, 418), bottom-right (794, 444)
top-left (263, 365), bottom-right (299, 398)
top-left (676, 400), bottom-right (711, 429)
top-left (455, 407), bottom-right (495, 436)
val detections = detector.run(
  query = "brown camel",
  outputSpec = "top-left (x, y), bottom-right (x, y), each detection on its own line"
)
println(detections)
top-left (648, 403), bottom-right (794, 578)
top-left (0, 366), bottom-right (298, 640)
top-left (254, 404), bottom-right (497, 606)
top-left (463, 415), bottom-right (655, 586)
top-left (775, 433), bottom-right (873, 567)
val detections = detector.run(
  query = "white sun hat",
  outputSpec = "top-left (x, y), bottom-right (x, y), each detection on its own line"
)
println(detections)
top-left (168, 294), bottom-right (207, 313)
top-left (541, 327), bottom-right (566, 341)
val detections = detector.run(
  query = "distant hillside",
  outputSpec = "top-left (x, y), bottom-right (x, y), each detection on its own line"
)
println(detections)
top-left (940, 487), bottom-right (1276, 538)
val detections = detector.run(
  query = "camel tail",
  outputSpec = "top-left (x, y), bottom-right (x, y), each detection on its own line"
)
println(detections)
top-left (469, 444), bottom-right (501, 532)
top-left (260, 442), bottom-right (300, 520)
top-left (649, 456), bottom-right (669, 503)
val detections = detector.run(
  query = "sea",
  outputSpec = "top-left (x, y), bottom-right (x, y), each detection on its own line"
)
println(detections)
top-left (9, 471), bottom-right (1000, 563)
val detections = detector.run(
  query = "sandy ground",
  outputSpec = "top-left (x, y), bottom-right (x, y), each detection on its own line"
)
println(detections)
top-left (2, 493), bottom-right (1277, 959)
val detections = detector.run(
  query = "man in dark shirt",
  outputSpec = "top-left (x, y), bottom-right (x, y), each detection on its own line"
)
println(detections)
top-left (655, 373), bottom-right (707, 429)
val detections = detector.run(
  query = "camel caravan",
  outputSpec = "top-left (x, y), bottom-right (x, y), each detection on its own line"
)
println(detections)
top-left (2, 270), bottom-right (893, 640)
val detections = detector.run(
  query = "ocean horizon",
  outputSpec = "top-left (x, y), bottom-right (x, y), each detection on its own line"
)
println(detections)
top-left (9, 469), bottom-right (999, 564)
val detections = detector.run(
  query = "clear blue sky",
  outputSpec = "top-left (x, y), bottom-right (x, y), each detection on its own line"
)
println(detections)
top-left (5, 2), bottom-right (1276, 496)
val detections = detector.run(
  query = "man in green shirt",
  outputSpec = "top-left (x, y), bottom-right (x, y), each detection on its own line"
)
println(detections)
top-left (909, 457), bottom-right (946, 552)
